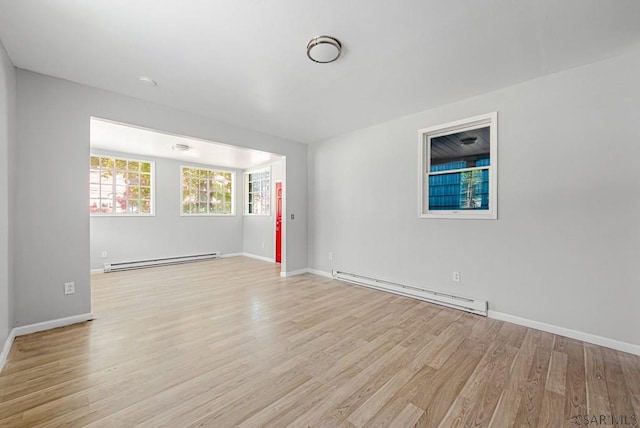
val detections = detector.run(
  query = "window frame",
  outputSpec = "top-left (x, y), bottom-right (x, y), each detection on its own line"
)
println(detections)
top-left (418, 112), bottom-right (498, 220)
top-left (180, 165), bottom-right (236, 216)
top-left (89, 154), bottom-right (155, 217)
top-left (244, 167), bottom-right (271, 216)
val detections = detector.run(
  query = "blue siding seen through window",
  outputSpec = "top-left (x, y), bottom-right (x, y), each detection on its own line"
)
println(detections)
top-left (428, 158), bottom-right (490, 210)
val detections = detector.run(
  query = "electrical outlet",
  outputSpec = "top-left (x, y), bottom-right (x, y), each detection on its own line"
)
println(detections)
top-left (261, 242), bottom-right (265, 249)
top-left (328, 251), bottom-right (333, 261)
top-left (64, 282), bottom-right (75, 295)
top-left (101, 251), bottom-right (108, 258)
top-left (452, 272), bottom-right (461, 282)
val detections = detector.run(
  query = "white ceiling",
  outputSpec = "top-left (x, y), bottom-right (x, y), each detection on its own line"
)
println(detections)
top-left (1, 1), bottom-right (639, 144)
top-left (90, 118), bottom-right (282, 170)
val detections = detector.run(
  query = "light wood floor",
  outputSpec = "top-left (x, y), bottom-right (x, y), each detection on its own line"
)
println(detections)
top-left (0, 257), bottom-right (638, 427)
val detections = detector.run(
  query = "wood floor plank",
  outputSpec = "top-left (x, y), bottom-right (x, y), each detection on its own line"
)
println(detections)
top-left (602, 347), bottom-right (635, 420)
top-left (584, 343), bottom-right (611, 416)
top-left (512, 344), bottom-right (552, 427)
top-left (0, 257), bottom-right (636, 427)
top-left (545, 349), bottom-right (568, 396)
top-left (390, 403), bottom-right (424, 427)
top-left (618, 351), bottom-right (640, 418)
top-left (563, 337), bottom-right (587, 421)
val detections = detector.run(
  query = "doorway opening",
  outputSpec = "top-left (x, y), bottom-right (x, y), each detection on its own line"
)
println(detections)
top-left (89, 117), bottom-right (286, 275)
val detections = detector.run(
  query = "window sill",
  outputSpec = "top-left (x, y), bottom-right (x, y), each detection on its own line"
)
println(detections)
top-left (91, 213), bottom-right (155, 217)
top-left (180, 213), bottom-right (236, 217)
top-left (419, 211), bottom-right (497, 220)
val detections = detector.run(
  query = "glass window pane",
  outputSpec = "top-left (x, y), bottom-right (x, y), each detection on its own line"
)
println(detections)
top-left (141, 187), bottom-right (151, 199)
top-left (115, 159), bottom-right (127, 170)
top-left (100, 157), bottom-right (113, 169)
top-left (89, 169), bottom-right (100, 184)
top-left (127, 161), bottom-right (140, 171)
top-left (140, 173), bottom-right (150, 186)
top-left (430, 126), bottom-right (490, 172)
top-left (124, 173), bottom-right (139, 185)
top-left (127, 199), bottom-right (139, 213)
top-left (90, 198), bottom-right (100, 213)
top-left (428, 170), bottom-right (489, 210)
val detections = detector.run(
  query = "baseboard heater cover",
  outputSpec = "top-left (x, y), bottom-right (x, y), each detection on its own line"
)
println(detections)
top-left (104, 252), bottom-right (221, 273)
top-left (332, 270), bottom-right (488, 316)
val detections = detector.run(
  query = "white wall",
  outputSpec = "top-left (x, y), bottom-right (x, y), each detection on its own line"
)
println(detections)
top-left (15, 70), bottom-right (307, 327)
top-left (0, 42), bottom-right (16, 348)
top-left (242, 159), bottom-right (284, 261)
top-left (309, 48), bottom-right (640, 347)
top-left (90, 150), bottom-right (244, 270)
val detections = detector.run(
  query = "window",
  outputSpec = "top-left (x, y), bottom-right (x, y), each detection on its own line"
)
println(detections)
top-left (419, 112), bottom-right (497, 219)
top-left (90, 155), bottom-right (153, 215)
top-left (181, 166), bottom-right (234, 215)
top-left (244, 168), bottom-right (270, 215)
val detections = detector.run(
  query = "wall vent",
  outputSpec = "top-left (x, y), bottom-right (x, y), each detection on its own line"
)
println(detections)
top-left (104, 252), bottom-right (220, 273)
top-left (332, 270), bottom-right (488, 316)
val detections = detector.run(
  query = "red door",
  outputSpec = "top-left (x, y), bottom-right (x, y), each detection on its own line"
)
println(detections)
top-left (275, 182), bottom-right (282, 263)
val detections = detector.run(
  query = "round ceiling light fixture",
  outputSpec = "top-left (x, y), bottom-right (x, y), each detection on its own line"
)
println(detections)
top-left (307, 35), bottom-right (342, 63)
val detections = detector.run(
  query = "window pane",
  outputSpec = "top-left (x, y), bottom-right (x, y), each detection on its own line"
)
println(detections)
top-left (127, 199), bottom-right (139, 213)
top-left (430, 126), bottom-right (490, 172)
top-left (115, 159), bottom-right (127, 170)
top-left (89, 184), bottom-right (101, 201)
top-left (428, 169), bottom-right (489, 210)
top-left (89, 169), bottom-right (100, 184)
top-left (90, 156), bottom-right (100, 168)
top-left (141, 186), bottom-right (151, 200)
top-left (100, 157), bottom-right (114, 169)
top-left (127, 161), bottom-right (140, 171)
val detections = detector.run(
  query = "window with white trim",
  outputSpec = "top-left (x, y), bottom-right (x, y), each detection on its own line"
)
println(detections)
top-left (181, 166), bottom-right (234, 215)
top-left (419, 112), bottom-right (497, 219)
top-left (90, 155), bottom-right (154, 215)
top-left (244, 168), bottom-right (270, 215)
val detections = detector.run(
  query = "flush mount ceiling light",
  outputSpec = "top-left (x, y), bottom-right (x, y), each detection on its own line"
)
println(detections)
top-left (307, 35), bottom-right (342, 63)
top-left (138, 76), bottom-right (158, 86)
top-left (171, 143), bottom-right (191, 152)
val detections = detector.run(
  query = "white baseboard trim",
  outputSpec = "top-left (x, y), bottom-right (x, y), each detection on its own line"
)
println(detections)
top-left (0, 329), bottom-right (16, 373)
top-left (242, 253), bottom-right (275, 263)
top-left (306, 268), bottom-right (333, 279)
top-left (280, 268), bottom-right (308, 277)
top-left (0, 312), bottom-right (94, 372)
top-left (488, 310), bottom-right (640, 356)
top-left (220, 252), bottom-right (243, 259)
top-left (12, 313), bottom-right (94, 337)
top-left (90, 268), bottom-right (104, 274)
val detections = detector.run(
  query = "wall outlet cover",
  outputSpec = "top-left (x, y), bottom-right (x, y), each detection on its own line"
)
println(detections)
top-left (64, 282), bottom-right (75, 295)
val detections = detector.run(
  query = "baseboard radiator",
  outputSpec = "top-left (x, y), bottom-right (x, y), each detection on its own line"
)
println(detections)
top-left (104, 252), bottom-right (221, 273)
top-left (332, 270), bottom-right (488, 316)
